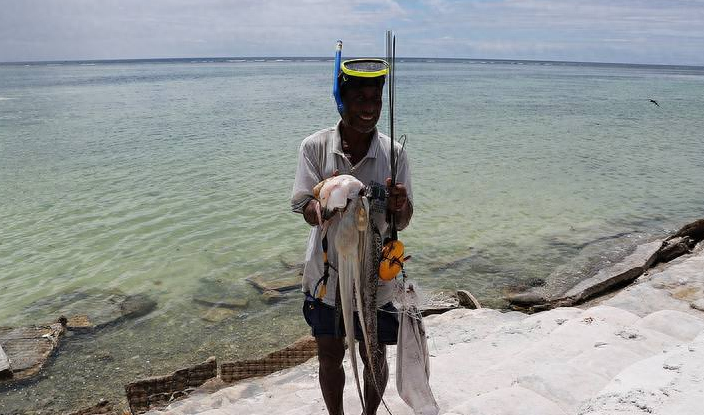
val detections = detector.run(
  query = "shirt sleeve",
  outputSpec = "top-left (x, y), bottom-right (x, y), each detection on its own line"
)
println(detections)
top-left (291, 139), bottom-right (322, 214)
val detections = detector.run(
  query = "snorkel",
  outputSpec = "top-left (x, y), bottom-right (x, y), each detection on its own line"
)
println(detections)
top-left (333, 40), bottom-right (344, 116)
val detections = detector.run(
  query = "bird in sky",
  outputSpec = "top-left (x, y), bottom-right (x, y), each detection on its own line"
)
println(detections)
top-left (649, 99), bottom-right (660, 107)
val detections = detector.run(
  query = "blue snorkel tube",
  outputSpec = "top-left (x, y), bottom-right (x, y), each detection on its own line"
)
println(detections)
top-left (333, 40), bottom-right (344, 116)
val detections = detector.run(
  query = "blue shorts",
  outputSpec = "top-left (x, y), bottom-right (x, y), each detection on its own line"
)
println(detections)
top-left (302, 295), bottom-right (399, 345)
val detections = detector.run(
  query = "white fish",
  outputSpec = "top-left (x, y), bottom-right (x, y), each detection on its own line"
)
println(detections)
top-left (316, 174), bottom-right (408, 414)
top-left (315, 175), bottom-right (370, 408)
top-left (396, 282), bottom-right (440, 415)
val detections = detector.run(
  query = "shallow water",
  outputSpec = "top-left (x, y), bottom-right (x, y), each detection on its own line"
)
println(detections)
top-left (1, 59), bottom-right (703, 413)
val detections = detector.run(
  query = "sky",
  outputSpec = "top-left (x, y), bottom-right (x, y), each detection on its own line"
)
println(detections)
top-left (1, 0), bottom-right (703, 65)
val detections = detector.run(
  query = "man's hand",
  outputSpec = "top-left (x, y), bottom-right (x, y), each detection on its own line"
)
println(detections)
top-left (386, 177), bottom-right (413, 229)
top-left (386, 178), bottom-right (408, 212)
top-left (302, 171), bottom-right (340, 227)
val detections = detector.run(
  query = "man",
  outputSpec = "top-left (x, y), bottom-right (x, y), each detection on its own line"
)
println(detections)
top-left (291, 58), bottom-right (413, 415)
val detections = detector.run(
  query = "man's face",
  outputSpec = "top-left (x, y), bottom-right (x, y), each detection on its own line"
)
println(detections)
top-left (341, 84), bottom-right (383, 134)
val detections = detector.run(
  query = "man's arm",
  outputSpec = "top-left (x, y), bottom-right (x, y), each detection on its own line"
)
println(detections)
top-left (291, 139), bottom-right (322, 219)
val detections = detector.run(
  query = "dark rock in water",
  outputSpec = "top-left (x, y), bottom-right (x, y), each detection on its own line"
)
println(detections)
top-left (120, 294), bottom-right (157, 320)
top-left (456, 290), bottom-right (482, 309)
top-left (508, 240), bottom-right (662, 312)
top-left (23, 289), bottom-right (157, 331)
top-left (0, 344), bottom-right (11, 380)
top-left (194, 277), bottom-right (251, 310)
top-left (669, 218), bottom-right (704, 243)
top-left (200, 307), bottom-right (237, 323)
top-left (262, 290), bottom-right (284, 304)
top-left (653, 236), bottom-right (696, 265)
top-left (0, 323), bottom-right (65, 383)
top-left (507, 218), bottom-right (704, 313)
top-left (67, 399), bottom-right (115, 415)
top-left (549, 231), bottom-right (634, 252)
top-left (505, 292), bottom-right (547, 307)
top-left (278, 257), bottom-right (304, 272)
top-left (221, 336), bottom-right (316, 383)
top-left (527, 277), bottom-right (546, 287)
top-left (193, 297), bottom-right (249, 310)
top-left (125, 356), bottom-right (217, 414)
top-left (429, 251), bottom-right (522, 280)
top-left (560, 240), bottom-right (662, 302)
top-left (64, 314), bottom-right (94, 333)
top-left (429, 255), bottom-right (474, 272)
top-left (95, 351), bottom-right (114, 363)
top-left (246, 270), bottom-right (301, 292)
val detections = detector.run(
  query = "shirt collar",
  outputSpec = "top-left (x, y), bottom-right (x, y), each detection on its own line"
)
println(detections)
top-left (330, 120), bottom-right (380, 160)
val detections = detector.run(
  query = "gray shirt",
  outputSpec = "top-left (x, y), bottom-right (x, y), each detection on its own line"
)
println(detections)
top-left (291, 121), bottom-right (413, 307)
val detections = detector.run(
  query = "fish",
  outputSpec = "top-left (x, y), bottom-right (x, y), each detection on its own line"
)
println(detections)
top-left (334, 193), bottom-right (367, 407)
top-left (358, 220), bottom-right (385, 399)
top-left (316, 175), bottom-right (373, 409)
top-left (316, 174), bottom-right (402, 414)
top-left (396, 282), bottom-right (440, 415)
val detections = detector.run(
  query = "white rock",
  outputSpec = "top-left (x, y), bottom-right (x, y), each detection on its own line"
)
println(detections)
top-left (148, 247), bottom-right (704, 415)
top-left (634, 309), bottom-right (704, 341)
top-left (448, 386), bottom-right (566, 415)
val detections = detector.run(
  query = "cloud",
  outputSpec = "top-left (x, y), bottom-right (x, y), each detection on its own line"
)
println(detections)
top-left (0, 0), bottom-right (702, 64)
top-left (400, 0), bottom-right (704, 64)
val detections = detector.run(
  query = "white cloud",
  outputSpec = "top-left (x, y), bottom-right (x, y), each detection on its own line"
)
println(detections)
top-left (0, 0), bottom-right (702, 64)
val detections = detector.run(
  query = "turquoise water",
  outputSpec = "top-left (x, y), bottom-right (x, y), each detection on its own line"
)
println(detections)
top-left (1, 59), bottom-right (703, 412)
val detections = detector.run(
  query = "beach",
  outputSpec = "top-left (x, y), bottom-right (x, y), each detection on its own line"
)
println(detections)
top-left (146, 238), bottom-right (704, 415)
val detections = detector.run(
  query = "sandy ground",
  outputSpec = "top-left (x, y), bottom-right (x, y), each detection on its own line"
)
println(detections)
top-left (148, 243), bottom-right (704, 415)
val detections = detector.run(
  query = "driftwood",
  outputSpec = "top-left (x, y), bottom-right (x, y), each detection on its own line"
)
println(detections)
top-left (0, 323), bottom-right (64, 383)
top-left (220, 335), bottom-right (316, 383)
top-left (124, 357), bottom-right (217, 414)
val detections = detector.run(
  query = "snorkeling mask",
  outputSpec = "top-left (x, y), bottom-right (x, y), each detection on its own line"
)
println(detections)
top-left (332, 41), bottom-right (389, 116)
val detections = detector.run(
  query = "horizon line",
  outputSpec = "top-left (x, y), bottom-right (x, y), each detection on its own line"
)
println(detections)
top-left (1, 56), bottom-right (703, 69)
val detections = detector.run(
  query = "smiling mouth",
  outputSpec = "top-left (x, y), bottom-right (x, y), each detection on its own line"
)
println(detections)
top-left (359, 114), bottom-right (375, 121)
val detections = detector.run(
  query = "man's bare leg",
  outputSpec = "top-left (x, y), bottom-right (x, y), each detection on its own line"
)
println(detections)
top-left (317, 336), bottom-right (346, 415)
top-left (358, 344), bottom-right (388, 415)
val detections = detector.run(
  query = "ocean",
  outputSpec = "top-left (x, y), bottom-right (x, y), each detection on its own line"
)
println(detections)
top-left (1, 58), bottom-right (703, 412)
